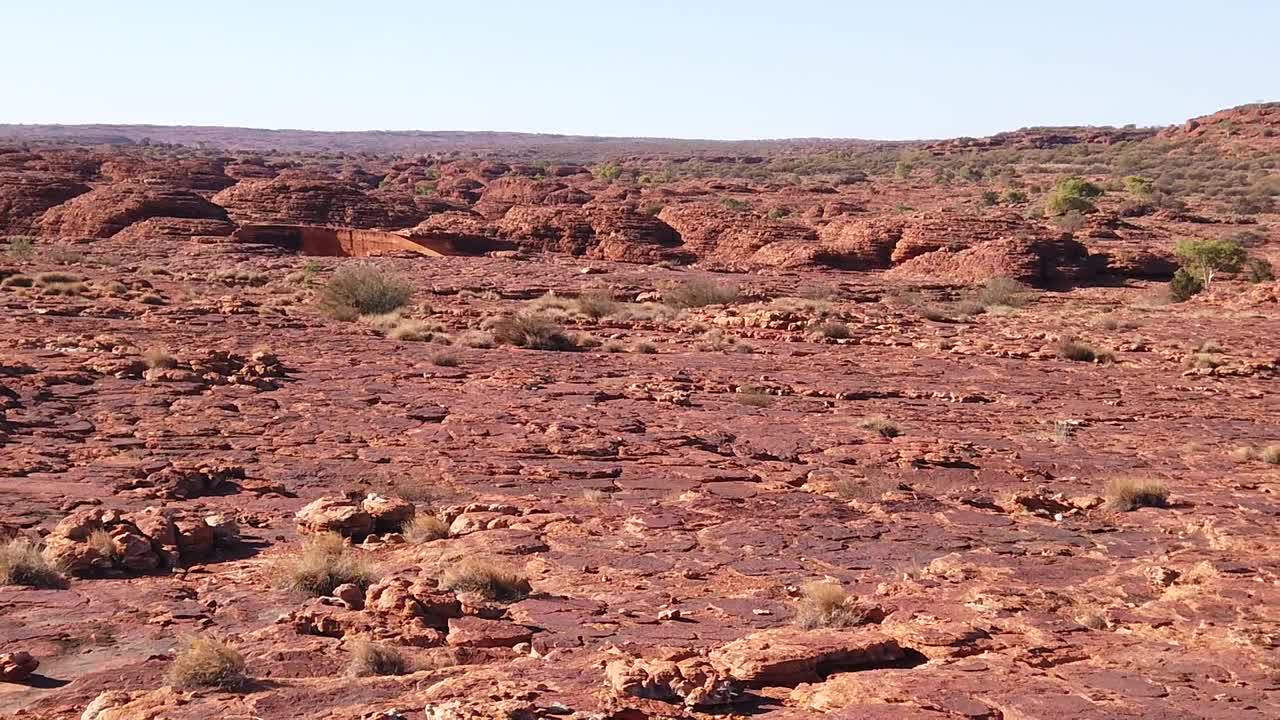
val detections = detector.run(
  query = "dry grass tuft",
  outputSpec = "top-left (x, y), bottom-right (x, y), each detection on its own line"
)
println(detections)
top-left (1261, 446), bottom-right (1280, 465)
top-left (817, 320), bottom-right (850, 339)
top-left (270, 533), bottom-right (379, 597)
top-left (660, 278), bottom-right (739, 308)
top-left (859, 416), bottom-right (901, 438)
top-left (1105, 478), bottom-right (1169, 512)
top-left (440, 558), bottom-right (531, 603)
top-left (347, 639), bottom-right (408, 677)
top-left (429, 351), bottom-right (462, 367)
top-left (1055, 338), bottom-right (1114, 363)
top-left (142, 347), bottom-right (177, 369)
top-left (491, 313), bottom-right (580, 351)
top-left (975, 277), bottom-right (1033, 307)
top-left (735, 389), bottom-right (775, 408)
top-left (403, 514), bottom-right (449, 543)
top-left (794, 581), bottom-right (879, 629)
top-left (0, 539), bottom-right (66, 588)
top-left (167, 637), bottom-right (247, 690)
top-left (575, 290), bottom-right (620, 320)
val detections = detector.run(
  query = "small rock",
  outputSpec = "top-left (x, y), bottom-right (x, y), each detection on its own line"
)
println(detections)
top-left (333, 583), bottom-right (365, 610)
top-left (0, 651), bottom-right (39, 682)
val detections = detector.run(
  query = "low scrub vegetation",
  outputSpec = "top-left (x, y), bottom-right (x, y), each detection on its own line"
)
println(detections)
top-left (318, 265), bottom-right (413, 320)
top-left (347, 639), bottom-right (408, 677)
top-left (975, 277), bottom-right (1033, 308)
top-left (1055, 337), bottom-right (1114, 363)
top-left (859, 416), bottom-right (901, 438)
top-left (794, 581), bottom-right (880, 629)
top-left (440, 558), bottom-right (531, 603)
top-left (403, 514), bottom-right (450, 543)
top-left (0, 539), bottom-right (65, 588)
top-left (168, 637), bottom-right (247, 690)
top-left (491, 313), bottom-right (581, 351)
top-left (660, 278), bottom-right (739, 308)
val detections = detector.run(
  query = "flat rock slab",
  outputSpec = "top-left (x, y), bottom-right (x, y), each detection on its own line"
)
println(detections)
top-left (446, 617), bottom-right (534, 648)
top-left (709, 628), bottom-right (907, 686)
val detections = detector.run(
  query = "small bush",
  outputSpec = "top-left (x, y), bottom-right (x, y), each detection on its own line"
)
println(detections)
top-left (429, 351), bottom-right (462, 367)
top-left (975, 277), bottom-right (1033, 307)
top-left (271, 533), bottom-right (379, 597)
top-left (35, 271), bottom-right (81, 286)
top-left (794, 581), bottom-right (879, 629)
top-left (1262, 446), bottom-right (1280, 465)
top-left (0, 540), bottom-right (66, 588)
top-left (387, 319), bottom-right (434, 342)
top-left (318, 265), bottom-right (413, 320)
top-left (1244, 258), bottom-right (1275, 283)
top-left (1046, 176), bottom-right (1103, 215)
top-left (456, 330), bottom-right (496, 349)
top-left (720, 197), bottom-right (750, 211)
top-left (818, 320), bottom-right (850, 339)
top-left (6, 237), bottom-right (35, 259)
top-left (601, 340), bottom-right (626, 353)
top-left (403, 514), bottom-right (449, 543)
top-left (575, 290), bottom-right (619, 320)
top-left (440, 558), bottom-right (530, 603)
top-left (167, 637), bottom-right (247, 690)
top-left (735, 390), bottom-right (775, 408)
top-left (859, 417), bottom-right (900, 438)
top-left (1055, 338), bottom-right (1112, 363)
top-left (633, 341), bottom-right (658, 354)
top-left (347, 639), bottom-right (408, 677)
top-left (979, 190), bottom-right (1000, 206)
top-left (491, 313), bottom-right (579, 351)
top-left (1105, 479), bottom-right (1169, 512)
top-left (660, 278), bottom-right (739, 308)
top-left (143, 347), bottom-right (177, 369)
top-left (1003, 189), bottom-right (1028, 204)
top-left (1168, 268), bottom-right (1204, 302)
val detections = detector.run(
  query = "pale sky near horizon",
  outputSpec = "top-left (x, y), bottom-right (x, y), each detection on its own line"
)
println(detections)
top-left (4, 1), bottom-right (1277, 140)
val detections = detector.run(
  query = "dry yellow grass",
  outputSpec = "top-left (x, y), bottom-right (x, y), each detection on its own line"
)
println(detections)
top-left (440, 558), bottom-right (530, 603)
top-left (167, 637), bottom-right (247, 689)
top-left (270, 533), bottom-right (379, 597)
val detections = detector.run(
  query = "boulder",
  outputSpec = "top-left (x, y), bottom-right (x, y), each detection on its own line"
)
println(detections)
top-left (708, 628), bottom-right (907, 686)
top-left (295, 496), bottom-right (374, 538)
top-left (0, 172), bottom-right (91, 235)
top-left (0, 651), bottom-right (39, 681)
top-left (362, 493), bottom-right (415, 533)
top-left (606, 654), bottom-right (741, 707)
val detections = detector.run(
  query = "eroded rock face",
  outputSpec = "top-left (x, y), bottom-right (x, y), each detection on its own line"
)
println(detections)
top-left (886, 234), bottom-right (1094, 285)
top-left (0, 172), bottom-right (92, 235)
top-left (36, 182), bottom-right (228, 239)
top-left (495, 206), bottom-right (688, 263)
top-left (112, 217), bottom-right (237, 243)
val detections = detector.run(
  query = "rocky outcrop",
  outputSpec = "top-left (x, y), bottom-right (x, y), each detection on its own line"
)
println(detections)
top-left (886, 234), bottom-right (1094, 286)
top-left (1096, 247), bottom-right (1179, 279)
top-left (0, 651), bottom-right (39, 682)
top-left (708, 628), bottom-right (908, 686)
top-left (606, 653), bottom-right (741, 707)
top-left (295, 493), bottom-right (414, 538)
top-left (37, 181), bottom-right (229, 239)
top-left (658, 202), bottom-right (817, 268)
top-left (495, 206), bottom-right (688, 263)
top-left (42, 507), bottom-right (232, 575)
top-left (0, 172), bottom-right (92, 235)
top-left (212, 175), bottom-right (424, 228)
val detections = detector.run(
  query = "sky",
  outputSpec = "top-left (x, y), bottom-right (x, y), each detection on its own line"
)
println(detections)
top-left (4, 1), bottom-right (1278, 140)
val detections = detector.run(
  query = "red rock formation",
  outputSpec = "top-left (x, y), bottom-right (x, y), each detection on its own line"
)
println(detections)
top-left (658, 202), bottom-right (817, 268)
top-left (212, 175), bottom-right (423, 229)
top-left (496, 206), bottom-right (688, 263)
top-left (886, 234), bottom-right (1093, 286)
top-left (0, 172), bottom-right (92, 235)
top-left (37, 181), bottom-right (229, 238)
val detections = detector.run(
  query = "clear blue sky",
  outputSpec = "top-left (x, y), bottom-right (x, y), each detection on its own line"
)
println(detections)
top-left (4, 1), bottom-right (1277, 140)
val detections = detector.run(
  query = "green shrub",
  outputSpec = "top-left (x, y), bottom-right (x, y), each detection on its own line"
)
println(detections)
top-left (720, 198), bottom-right (750, 211)
top-left (1046, 176), bottom-right (1103, 215)
top-left (1123, 175), bottom-right (1155, 196)
top-left (318, 265), bottom-right (413, 320)
top-left (1173, 238), bottom-right (1246, 290)
top-left (592, 163), bottom-right (622, 182)
top-left (979, 190), bottom-right (1000, 206)
top-left (1002, 189), bottom-right (1028, 204)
